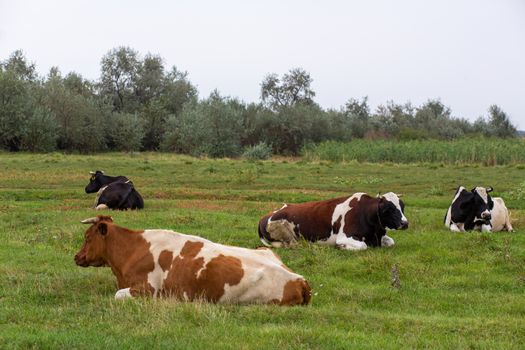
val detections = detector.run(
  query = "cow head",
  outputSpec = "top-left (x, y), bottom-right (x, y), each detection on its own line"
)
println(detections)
top-left (85, 170), bottom-right (105, 193)
top-left (378, 192), bottom-right (408, 230)
top-left (470, 186), bottom-right (494, 224)
top-left (74, 215), bottom-right (113, 267)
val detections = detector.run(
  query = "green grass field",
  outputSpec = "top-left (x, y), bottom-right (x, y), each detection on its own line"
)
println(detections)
top-left (1, 152), bottom-right (524, 349)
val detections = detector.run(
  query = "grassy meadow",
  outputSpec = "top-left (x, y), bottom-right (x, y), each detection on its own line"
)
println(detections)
top-left (1, 152), bottom-right (525, 349)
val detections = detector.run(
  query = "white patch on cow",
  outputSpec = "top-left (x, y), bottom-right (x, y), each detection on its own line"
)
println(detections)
top-left (481, 224), bottom-right (492, 232)
top-left (474, 187), bottom-right (489, 204)
top-left (317, 234), bottom-right (338, 246)
top-left (381, 235), bottom-right (395, 247)
top-left (315, 193), bottom-right (366, 248)
top-left (115, 288), bottom-right (132, 300)
top-left (94, 186), bottom-right (108, 208)
top-left (95, 204), bottom-right (109, 210)
top-left (490, 197), bottom-right (514, 232)
top-left (142, 229), bottom-right (189, 297)
top-left (336, 235), bottom-right (367, 250)
top-left (445, 186), bottom-right (466, 229)
top-left (331, 193), bottom-right (365, 235)
top-left (382, 192), bottom-right (408, 224)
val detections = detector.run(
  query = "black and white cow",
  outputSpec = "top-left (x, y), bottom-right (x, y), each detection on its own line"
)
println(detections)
top-left (85, 170), bottom-right (144, 210)
top-left (444, 186), bottom-right (512, 232)
top-left (258, 192), bottom-right (408, 250)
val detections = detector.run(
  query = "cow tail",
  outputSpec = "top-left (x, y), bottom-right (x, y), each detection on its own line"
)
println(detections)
top-left (258, 217), bottom-right (272, 247)
top-left (301, 280), bottom-right (312, 305)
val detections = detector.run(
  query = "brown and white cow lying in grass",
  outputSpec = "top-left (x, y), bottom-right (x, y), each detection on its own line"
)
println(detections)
top-left (258, 192), bottom-right (408, 250)
top-left (74, 215), bottom-right (311, 305)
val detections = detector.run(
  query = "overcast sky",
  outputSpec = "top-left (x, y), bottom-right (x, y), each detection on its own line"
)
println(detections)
top-left (1, 0), bottom-right (524, 127)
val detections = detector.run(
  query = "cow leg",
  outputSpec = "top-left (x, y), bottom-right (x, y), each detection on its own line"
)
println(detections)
top-left (505, 215), bottom-right (514, 232)
top-left (450, 223), bottom-right (461, 232)
top-left (336, 234), bottom-right (367, 250)
top-left (115, 288), bottom-right (132, 300)
top-left (115, 285), bottom-right (154, 300)
top-left (381, 235), bottom-right (395, 247)
top-left (481, 224), bottom-right (492, 233)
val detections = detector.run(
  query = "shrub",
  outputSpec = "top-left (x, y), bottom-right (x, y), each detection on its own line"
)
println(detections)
top-left (242, 142), bottom-right (272, 160)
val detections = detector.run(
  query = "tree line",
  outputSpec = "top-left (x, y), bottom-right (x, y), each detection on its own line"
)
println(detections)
top-left (0, 48), bottom-right (517, 157)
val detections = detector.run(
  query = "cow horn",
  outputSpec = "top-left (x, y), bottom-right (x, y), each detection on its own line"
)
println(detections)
top-left (89, 171), bottom-right (95, 175)
top-left (397, 193), bottom-right (404, 198)
top-left (486, 187), bottom-right (493, 193)
top-left (376, 192), bottom-right (382, 198)
top-left (81, 217), bottom-right (100, 224)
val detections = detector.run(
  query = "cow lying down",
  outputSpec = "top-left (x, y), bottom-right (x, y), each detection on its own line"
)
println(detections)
top-left (258, 192), bottom-right (408, 250)
top-left (85, 170), bottom-right (144, 210)
top-left (444, 186), bottom-right (513, 232)
top-left (74, 215), bottom-right (311, 306)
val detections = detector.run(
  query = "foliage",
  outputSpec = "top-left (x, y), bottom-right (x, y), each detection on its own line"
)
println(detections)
top-left (110, 113), bottom-right (145, 152)
top-left (0, 49), bottom-right (520, 156)
top-left (162, 91), bottom-right (244, 157)
top-left (242, 142), bottom-right (273, 160)
top-left (260, 68), bottom-right (315, 110)
top-left (20, 107), bottom-right (58, 152)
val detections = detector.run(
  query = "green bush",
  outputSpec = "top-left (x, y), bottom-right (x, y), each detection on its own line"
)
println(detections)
top-left (242, 142), bottom-right (273, 160)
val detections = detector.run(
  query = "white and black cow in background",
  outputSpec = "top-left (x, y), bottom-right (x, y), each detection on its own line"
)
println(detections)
top-left (85, 170), bottom-right (144, 210)
top-left (258, 192), bottom-right (408, 250)
top-left (444, 186), bottom-right (513, 232)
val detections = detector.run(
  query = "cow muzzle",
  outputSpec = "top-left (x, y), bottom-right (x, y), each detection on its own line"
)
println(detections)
top-left (481, 211), bottom-right (491, 220)
top-left (399, 221), bottom-right (409, 230)
top-left (74, 253), bottom-right (89, 267)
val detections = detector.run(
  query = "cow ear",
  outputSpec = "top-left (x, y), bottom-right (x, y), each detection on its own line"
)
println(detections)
top-left (486, 187), bottom-right (493, 193)
top-left (98, 223), bottom-right (108, 236)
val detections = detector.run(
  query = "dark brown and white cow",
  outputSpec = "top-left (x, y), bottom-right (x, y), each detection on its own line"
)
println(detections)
top-left (444, 186), bottom-right (513, 232)
top-left (258, 192), bottom-right (408, 250)
top-left (74, 215), bottom-right (311, 305)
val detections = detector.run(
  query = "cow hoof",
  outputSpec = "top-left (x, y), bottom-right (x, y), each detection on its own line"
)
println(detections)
top-left (450, 224), bottom-right (461, 232)
top-left (481, 224), bottom-right (492, 233)
top-left (381, 235), bottom-right (395, 247)
top-left (115, 288), bottom-right (132, 300)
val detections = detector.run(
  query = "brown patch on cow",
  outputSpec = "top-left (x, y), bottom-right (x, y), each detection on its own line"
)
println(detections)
top-left (280, 279), bottom-right (312, 306)
top-left (180, 240), bottom-right (204, 258)
top-left (158, 250), bottom-right (174, 272)
top-left (162, 240), bottom-right (244, 302)
top-left (332, 215), bottom-right (342, 234)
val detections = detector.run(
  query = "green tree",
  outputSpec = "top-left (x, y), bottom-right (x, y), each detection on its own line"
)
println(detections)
top-left (100, 47), bottom-right (140, 112)
top-left (261, 68), bottom-right (315, 110)
top-left (111, 113), bottom-right (144, 152)
top-left (21, 107), bottom-right (58, 152)
top-left (487, 105), bottom-right (516, 138)
top-left (162, 91), bottom-right (244, 157)
top-left (344, 97), bottom-right (370, 138)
